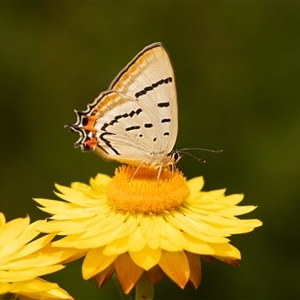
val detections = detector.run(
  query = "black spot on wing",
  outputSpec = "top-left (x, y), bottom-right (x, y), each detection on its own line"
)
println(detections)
top-left (82, 117), bottom-right (88, 126)
top-left (135, 77), bottom-right (173, 99)
top-left (125, 125), bottom-right (140, 131)
top-left (101, 108), bottom-right (143, 131)
top-left (157, 102), bottom-right (170, 108)
top-left (161, 118), bottom-right (171, 123)
top-left (98, 108), bottom-right (144, 155)
top-left (153, 79), bottom-right (164, 87)
top-left (144, 123), bottom-right (153, 128)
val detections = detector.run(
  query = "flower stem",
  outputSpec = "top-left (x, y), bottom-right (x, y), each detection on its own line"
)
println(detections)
top-left (135, 274), bottom-right (154, 300)
top-left (112, 274), bottom-right (133, 300)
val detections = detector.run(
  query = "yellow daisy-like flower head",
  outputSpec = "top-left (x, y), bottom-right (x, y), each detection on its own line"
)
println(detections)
top-left (0, 213), bottom-right (74, 300)
top-left (35, 166), bottom-right (262, 294)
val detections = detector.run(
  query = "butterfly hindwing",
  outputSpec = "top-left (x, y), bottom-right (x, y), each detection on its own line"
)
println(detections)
top-left (92, 91), bottom-right (170, 165)
top-left (68, 42), bottom-right (178, 168)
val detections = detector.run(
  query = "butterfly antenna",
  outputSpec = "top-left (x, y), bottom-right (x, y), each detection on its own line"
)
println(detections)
top-left (178, 150), bottom-right (206, 163)
top-left (128, 161), bottom-right (145, 182)
top-left (178, 147), bottom-right (223, 163)
top-left (179, 147), bottom-right (223, 153)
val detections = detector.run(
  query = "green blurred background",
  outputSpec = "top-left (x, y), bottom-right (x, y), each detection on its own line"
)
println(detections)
top-left (1, 2), bottom-right (299, 299)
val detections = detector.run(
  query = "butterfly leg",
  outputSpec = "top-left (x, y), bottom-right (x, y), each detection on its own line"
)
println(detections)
top-left (156, 164), bottom-right (165, 185)
top-left (128, 161), bottom-right (146, 182)
top-left (170, 162), bottom-right (175, 173)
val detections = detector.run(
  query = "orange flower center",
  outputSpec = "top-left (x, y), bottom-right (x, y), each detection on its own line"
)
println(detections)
top-left (106, 165), bottom-right (190, 214)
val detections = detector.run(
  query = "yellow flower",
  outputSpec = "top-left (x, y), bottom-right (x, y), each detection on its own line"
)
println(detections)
top-left (0, 213), bottom-right (74, 300)
top-left (35, 166), bottom-right (262, 294)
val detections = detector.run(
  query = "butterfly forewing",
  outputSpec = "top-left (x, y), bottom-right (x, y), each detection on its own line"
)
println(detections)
top-left (109, 43), bottom-right (178, 154)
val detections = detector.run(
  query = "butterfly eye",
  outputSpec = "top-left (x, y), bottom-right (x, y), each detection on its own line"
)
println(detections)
top-left (171, 150), bottom-right (181, 163)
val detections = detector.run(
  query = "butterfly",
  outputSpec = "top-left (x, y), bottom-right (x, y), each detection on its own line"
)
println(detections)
top-left (66, 42), bottom-right (180, 174)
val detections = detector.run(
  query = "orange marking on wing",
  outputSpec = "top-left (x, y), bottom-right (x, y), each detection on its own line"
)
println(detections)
top-left (85, 138), bottom-right (98, 149)
top-left (95, 93), bottom-right (130, 116)
top-left (113, 52), bottom-right (152, 90)
top-left (98, 93), bottom-right (120, 110)
top-left (83, 116), bottom-right (97, 133)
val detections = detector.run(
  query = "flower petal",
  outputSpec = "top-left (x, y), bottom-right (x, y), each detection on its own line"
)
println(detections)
top-left (144, 265), bottom-right (165, 285)
top-left (10, 278), bottom-right (73, 299)
top-left (186, 176), bottom-right (204, 193)
top-left (115, 253), bottom-right (144, 294)
top-left (94, 264), bottom-right (115, 288)
top-left (159, 250), bottom-right (190, 288)
top-left (83, 247), bottom-right (117, 279)
top-left (129, 244), bottom-right (161, 270)
top-left (186, 251), bottom-right (202, 288)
